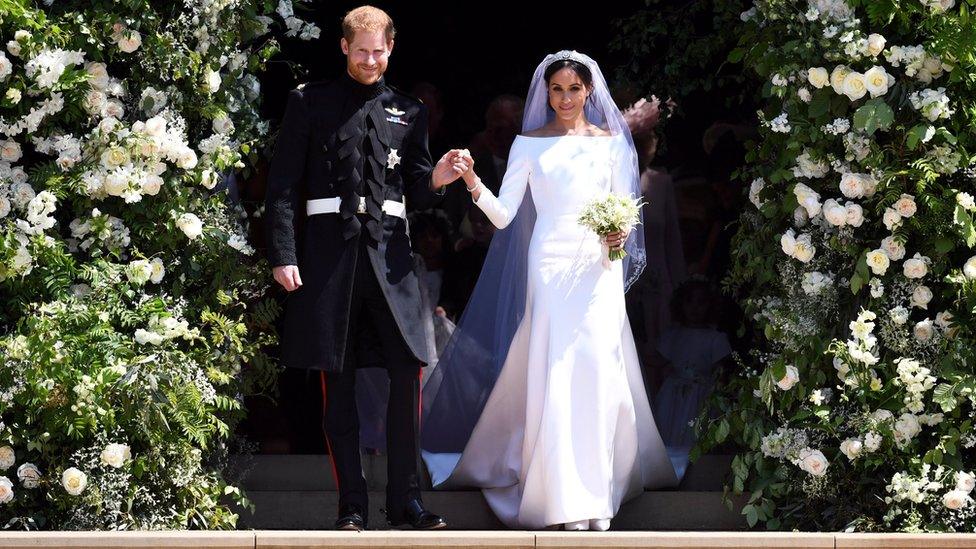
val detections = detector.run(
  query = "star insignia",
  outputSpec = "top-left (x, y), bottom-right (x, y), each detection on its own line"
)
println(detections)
top-left (387, 148), bottom-right (401, 169)
top-left (385, 106), bottom-right (406, 116)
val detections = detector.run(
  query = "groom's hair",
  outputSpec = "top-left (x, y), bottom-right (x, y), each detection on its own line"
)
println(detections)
top-left (342, 5), bottom-right (396, 44)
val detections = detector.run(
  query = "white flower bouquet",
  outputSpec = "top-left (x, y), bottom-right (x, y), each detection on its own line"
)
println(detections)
top-left (577, 193), bottom-right (645, 261)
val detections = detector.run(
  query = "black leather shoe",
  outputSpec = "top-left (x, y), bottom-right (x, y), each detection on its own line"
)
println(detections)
top-left (385, 499), bottom-right (447, 529)
top-left (335, 504), bottom-right (367, 531)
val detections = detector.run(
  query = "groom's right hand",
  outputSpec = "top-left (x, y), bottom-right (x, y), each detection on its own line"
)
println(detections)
top-left (273, 265), bottom-right (303, 292)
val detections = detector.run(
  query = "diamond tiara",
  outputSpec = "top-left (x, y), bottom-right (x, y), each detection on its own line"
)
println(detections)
top-left (547, 50), bottom-right (590, 68)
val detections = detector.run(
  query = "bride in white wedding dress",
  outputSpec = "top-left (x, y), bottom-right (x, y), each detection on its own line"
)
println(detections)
top-left (419, 50), bottom-right (677, 531)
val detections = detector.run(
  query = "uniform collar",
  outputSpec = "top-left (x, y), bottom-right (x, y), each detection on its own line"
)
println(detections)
top-left (341, 70), bottom-right (387, 100)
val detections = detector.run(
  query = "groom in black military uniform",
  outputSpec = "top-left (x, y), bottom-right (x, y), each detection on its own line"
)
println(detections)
top-left (265, 5), bottom-right (470, 531)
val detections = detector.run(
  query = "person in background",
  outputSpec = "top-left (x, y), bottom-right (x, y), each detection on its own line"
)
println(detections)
top-left (438, 205), bottom-right (495, 321)
top-left (622, 96), bottom-right (686, 395)
top-left (443, 94), bottom-right (524, 230)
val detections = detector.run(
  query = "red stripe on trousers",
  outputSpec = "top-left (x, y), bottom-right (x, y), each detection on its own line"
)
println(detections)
top-left (319, 371), bottom-right (341, 493)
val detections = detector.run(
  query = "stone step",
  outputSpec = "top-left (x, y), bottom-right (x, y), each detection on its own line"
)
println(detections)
top-left (229, 454), bottom-right (733, 492)
top-left (237, 490), bottom-right (748, 531)
top-left (8, 532), bottom-right (976, 549)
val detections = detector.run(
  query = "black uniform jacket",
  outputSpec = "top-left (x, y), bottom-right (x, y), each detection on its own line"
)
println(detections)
top-left (265, 72), bottom-right (445, 372)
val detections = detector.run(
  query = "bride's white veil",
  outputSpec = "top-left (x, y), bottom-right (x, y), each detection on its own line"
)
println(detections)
top-left (420, 50), bottom-right (647, 457)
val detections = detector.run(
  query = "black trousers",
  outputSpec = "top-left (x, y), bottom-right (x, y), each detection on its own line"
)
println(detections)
top-left (320, 236), bottom-right (423, 521)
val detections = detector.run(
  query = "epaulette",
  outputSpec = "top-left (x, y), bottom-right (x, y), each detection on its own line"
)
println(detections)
top-left (295, 79), bottom-right (330, 92)
top-left (386, 83), bottom-right (422, 105)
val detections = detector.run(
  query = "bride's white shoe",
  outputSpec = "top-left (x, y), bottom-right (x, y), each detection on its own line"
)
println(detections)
top-left (589, 518), bottom-right (611, 531)
top-left (563, 519), bottom-right (589, 530)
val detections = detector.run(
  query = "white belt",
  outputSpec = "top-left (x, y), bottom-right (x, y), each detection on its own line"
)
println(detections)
top-left (306, 197), bottom-right (406, 219)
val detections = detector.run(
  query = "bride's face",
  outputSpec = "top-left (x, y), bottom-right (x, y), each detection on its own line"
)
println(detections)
top-left (547, 67), bottom-right (590, 122)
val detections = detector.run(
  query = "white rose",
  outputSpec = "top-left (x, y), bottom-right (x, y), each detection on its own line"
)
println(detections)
top-left (205, 68), bottom-right (221, 93)
top-left (943, 489), bottom-right (971, 510)
top-left (957, 192), bottom-right (976, 211)
top-left (823, 199), bottom-right (848, 227)
top-left (842, 72), bottom-right (867, 101)
top-left (808, 67), bottom-right (830, 88)
top-left (118, 30), bottom-right (142, 53)
top-left (5, 41), bottom-right (20, 57)
top-left (200, 169), bottom-right (219, 190)
top-left (100, 443), bottom-right (131, 469)
top-left (0, 446), bottom-right (14, 470)
top-left (911, 285), bottom-right (933, 309)
top-left (956, 472), bottom-right (976, 493)
top-left (964, 256), bottom-right (976, 279)
top-left (780, 230), bottom-right (797, 256)
top-left (176, 212), bottom-right (203, 240)
top-left (895, 413), bottom-right (922, 441)
top-left (212, 114), bottom-right (235, 135)
top-left (883, 207), bottom-right (902, 231)
top-left (5, 88), bottom-right (21, 104)
top-left (144, 116), bottom-right (167, 137)
top-left (0, 54), bottom-right (10, 81)
top-left (866, 33), bottom-right (886, 57)
top-left (126, 259), bottom-right (153, 285)
top-left (85, 62), bottom-right (109, 89)
top-left (84, 89), bottom-right (108, 115)
top-left (0, 140), bottom-right (22, 162)
top-left (0, 197), bottom-right (9, 219)
top-left (176, 148), bottom-right (198, 170)
top-left (103, 171), bottom-right (128, 196)
top-left (776, 365), bottom-right (800, 391)
top-left (864, 431), bottom-right (882, 452)
top-left (889, 306), bottom-right (909, 325)
top-left (0, 477), bottom-right (12, 504)
top-left (149, 258), bottom-right (165, 284)
top-left (903, 253), bottom-right (928, 279)
top-left (798, 448), bottom-right (829, 477)
top-left (840, 438), bottom-right (863, 460)
top-left (866, 249), bottom-right (890, 275)
top-left (894, 194), bottom-right (917, 217)
top-left (101, 147), bottom-right (129, 169)
top-left (16, 462), bottom-right (39, 489)
top-left (61, 467), bottom-right (87, 496)
top-left (880, 236), bottom-right (905, 260)
top-left (831, 65), bottom-right (851, 95)
top-left (864, 66), bottom-right (890, 97)
top-left (141, 174), bottom-right (163, 196)
top-left (104, 99), bottom-right (125, 119)
top-left (798, 87), bottom-right (812, 102)
top-left (793, 233), bottom-right (816, 263)
top-left (935, 311), bottom-right (954, 329)
top-left (845, 203), bottom-right (864, 227)
top-left (839, 172), bottom-right (865, 198)
top-left (914, 319), bottom-right (935, 342)
top-left (793, 183), bottom-right (822, 217)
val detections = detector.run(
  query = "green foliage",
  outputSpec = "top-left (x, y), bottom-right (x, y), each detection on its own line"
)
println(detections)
top-left (0, 0), bottom-right (317, 531)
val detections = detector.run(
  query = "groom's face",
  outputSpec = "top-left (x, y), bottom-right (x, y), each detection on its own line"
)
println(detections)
top-left (341, 29), bottom-right (393, 85)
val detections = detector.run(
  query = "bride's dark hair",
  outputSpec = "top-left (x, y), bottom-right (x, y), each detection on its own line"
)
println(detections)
top-left (543, 59), bottom-right (593, 89)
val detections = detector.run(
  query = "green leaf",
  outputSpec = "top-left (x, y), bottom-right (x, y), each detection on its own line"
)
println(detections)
top-left (933, 383), bottom-right (958, 413)
top-left (853, 99), bottom-right (894, 135)
top-left (954, 204), bottom-right (976, 247)
top-left (715, 419), bottom-right (730, 443)
top-left (808, 93), bottom-right (830, 119)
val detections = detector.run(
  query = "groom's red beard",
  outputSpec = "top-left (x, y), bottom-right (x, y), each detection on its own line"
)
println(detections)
top-left (348, 62), bottom-right (386, 84)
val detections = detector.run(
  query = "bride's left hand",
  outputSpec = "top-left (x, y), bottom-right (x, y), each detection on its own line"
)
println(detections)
top-left (604, 228), bottom-right (630, 251)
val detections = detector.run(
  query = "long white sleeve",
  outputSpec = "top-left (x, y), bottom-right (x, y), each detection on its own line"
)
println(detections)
top-left (472, 140), bottom-right (530, 229)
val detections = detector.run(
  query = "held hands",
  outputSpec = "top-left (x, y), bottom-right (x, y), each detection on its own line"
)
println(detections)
top-left (432, 149), bottom-right (476, 189)
top-left (273, 265), bottom-right (303, 292)
top-left (603, 229), bottom-right (630, 252)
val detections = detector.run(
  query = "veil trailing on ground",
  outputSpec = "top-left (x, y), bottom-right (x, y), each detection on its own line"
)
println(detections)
top-left (420, 50), bottom-right (647, 460)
